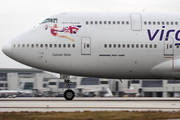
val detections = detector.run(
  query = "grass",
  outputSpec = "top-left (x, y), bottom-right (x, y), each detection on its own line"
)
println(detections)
top-left (0, 111), bottom-right (180, 120)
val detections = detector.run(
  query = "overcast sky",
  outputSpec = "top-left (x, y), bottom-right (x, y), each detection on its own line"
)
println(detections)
top-left (0, 0), bottom-right (180, 68)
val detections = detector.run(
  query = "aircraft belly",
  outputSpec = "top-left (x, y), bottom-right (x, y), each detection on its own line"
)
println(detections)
top-left (65, 49), bottom-right (157, 79)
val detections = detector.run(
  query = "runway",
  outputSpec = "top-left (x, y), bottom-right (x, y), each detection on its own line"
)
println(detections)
top-left (0, 97), bottom-right (180, 112)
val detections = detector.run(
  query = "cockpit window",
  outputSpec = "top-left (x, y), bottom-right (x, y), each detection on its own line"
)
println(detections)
top-left (41, 18), bottom-right (58, 24)
top-left (53, 18), bottom-right (58, 23)
top-left (41, 18), bottom-right (50, 23)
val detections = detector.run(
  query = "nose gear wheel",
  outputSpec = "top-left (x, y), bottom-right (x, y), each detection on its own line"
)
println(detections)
top-left (64, 89), bottom-right (75, 100)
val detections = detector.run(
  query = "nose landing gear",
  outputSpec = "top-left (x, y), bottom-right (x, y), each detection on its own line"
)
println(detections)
top-left (61, 74), bottom-right (75, 100)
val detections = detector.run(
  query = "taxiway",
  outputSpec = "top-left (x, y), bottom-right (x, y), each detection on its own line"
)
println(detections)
top-left (0, 97), bottom-right (179, 112)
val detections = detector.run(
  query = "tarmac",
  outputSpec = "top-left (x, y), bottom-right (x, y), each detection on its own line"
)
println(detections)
top-left (0, 97), bottom-right (179, 112)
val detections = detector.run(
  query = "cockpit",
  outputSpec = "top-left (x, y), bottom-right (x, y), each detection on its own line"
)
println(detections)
top-left (41, 18), bottom-right (58, 24)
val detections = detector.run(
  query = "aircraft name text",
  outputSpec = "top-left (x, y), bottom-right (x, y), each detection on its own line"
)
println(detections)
top-left (52, 53), bottom-right (71, 56)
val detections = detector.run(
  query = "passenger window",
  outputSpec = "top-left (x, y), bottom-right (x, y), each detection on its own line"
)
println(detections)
top-left (68, 44), bottom-right (70, 48)
top-left (145, 44), bottom-right (148, 48)
top-left (113, 21), bottom-right (116, 24)
top-left (31, 44), bottom-right (34, 48)
top-left (131, 44), bottom-right (134, 48)
top-left (175, 22), bottom-right (178, 25)
top-left (104, 44), bottom-right (107, 48)
top-left (170, 44), bottom-right (172, 48)
top-left (162, 22), bottom-right (165, 25)
top-left (118, 44), bottom-right (121, 48)
top-left (153, 22), bottom-right (156, 25)
top-left (171, 22), bottom-right (173, 25)
top-left (157, 21), bottom-right (160, 25)
top-left (99, 21), bottom-right (102, 24)
top-left (109, 44), bottom-right (112, 48)
top-left (108, 21), bottom-right (111, 24)
top-left (54, 44), bottom-right (57, 48)
top-left (36, 44), bottom-right (39, 48)
top-left (141, 44), bottom-right (143, 48)
top-left (154, 44), bottom-right (157, 48)
top-left (27, 44), bottom-right (30, 48)
top-left (22, 44), bottom-right (25, 48)
top-left (122, 21), bottom-right (124, 25)
top-left (40, 44), bottom-right (43, 48)
top-left (123, 44), bottom-right (125, 48)
top-left (126, 21), bottom-right (129, 25)
top-left (50, 44), bottom-right (52, 48)
top-left (144, 21), bottom-right (147, 25)
top-left (45, 44), bottom-right (48, 48)
top-left (113, 44), bottom-right (116, 48)
top-left (86, 21), bottom-right (88, 25)
top-left (95, 21), bottom-right (98, 24)
top-left (104, 21), bottom-right (107, 24)
top-left (87, 44), bottom-right (90, 48)
top-left (148, 21), bottom-right (151, 25)
top-left (127, 44), bottom-right (130, 48)
top-left (136, 44), bottom-right (139, 48)
top-left (63, 44), bottom-right (66, 48)
top-left (13, 44), bottom-right (16, 48)
top-left (176, 45), bottom-right (179, 48)
top-left (59, 44), bottom-right (61, 48)
top-left (90, 21), bottom-right (93, 24)
top-left (166, 22), bottom-right (169, 25)
top-left (150, 44), bottom-right (152, 48)
top-left (72, 44), bottom-right (75, 48)
top-left (117, 21), bottom-right (120, 24)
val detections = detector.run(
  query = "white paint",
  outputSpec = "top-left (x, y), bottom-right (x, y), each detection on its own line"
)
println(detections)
top-left (1, 0), bottom-right (180, 68)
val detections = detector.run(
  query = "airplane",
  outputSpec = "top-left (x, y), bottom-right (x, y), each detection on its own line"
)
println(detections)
top-left (0, 90), bottom-right (17, 98)
top-left (2, 12), bottom-right (180, 100)
top-left (0, 82), bottom-right (32, 98)
top-left (17, 82), bottom-right (33, 96)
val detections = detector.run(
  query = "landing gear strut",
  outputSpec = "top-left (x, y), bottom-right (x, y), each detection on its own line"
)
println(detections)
top-left (61, 74), bottom-right (75, 100)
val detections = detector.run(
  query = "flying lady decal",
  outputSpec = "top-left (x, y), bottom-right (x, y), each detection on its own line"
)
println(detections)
top-left (45, 24), bottom-right (82, 42)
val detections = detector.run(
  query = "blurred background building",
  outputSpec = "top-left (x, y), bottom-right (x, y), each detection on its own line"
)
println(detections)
top-left (0, 68), bottom-right (180, 97)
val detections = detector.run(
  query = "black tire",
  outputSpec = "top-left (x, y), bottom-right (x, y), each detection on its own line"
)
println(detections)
top-left (64, 89), bottom-right (75, 100)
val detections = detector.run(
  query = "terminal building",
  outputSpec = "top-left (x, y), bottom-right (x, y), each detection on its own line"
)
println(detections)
top-left (109, 79), bottom-right (180, 97)
top-left (0, 68), bottom-right (55, 91)
top-left (0, 68), bottom-right (180, 97)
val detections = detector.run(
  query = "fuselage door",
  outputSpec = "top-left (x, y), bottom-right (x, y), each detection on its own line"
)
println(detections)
top-left (164, 37), bottom-right (174, 56)
top-left (130, 13), bottom-right (142, 31)
top-left (81, 37), bottom-right (91, 55)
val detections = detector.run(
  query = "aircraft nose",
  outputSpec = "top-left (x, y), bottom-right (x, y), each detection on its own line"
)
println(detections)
top-left (2, 40), bottom-right (12, 57)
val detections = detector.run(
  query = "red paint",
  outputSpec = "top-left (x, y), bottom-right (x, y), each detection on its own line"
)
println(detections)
top-left (164, 57), bottom-right (174, 69)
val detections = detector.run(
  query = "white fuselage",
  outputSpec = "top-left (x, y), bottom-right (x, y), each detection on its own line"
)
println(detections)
top-left (3, 12), bottom-right (180, 79)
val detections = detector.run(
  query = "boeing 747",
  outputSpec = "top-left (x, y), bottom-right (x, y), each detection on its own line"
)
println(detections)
top-left (2, 12), bottom-right (180, 100)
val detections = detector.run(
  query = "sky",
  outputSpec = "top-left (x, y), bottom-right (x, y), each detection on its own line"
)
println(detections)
top-left (0, 0), bottom-right (180, 68)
